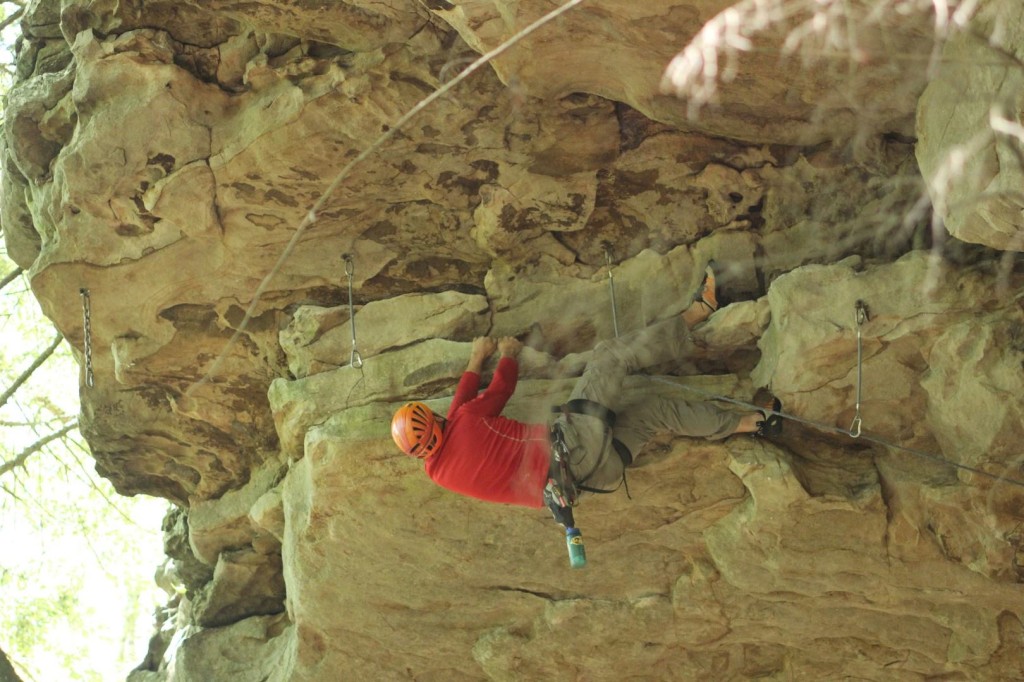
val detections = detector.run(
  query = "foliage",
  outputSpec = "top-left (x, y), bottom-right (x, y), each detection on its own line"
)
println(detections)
top-left (0, 245), bottom-right (168, 681)
top-left (661, 0), bottom-right (984, 109)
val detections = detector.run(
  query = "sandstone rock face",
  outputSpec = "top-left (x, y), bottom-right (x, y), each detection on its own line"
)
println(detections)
top-left (3, 1), bottom-right (1023, 680)
top-left (916, 0), bottom-right (1024, 252)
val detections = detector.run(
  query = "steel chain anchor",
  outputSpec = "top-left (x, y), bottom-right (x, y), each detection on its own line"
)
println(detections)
top-left (848, 300), bottom-right (868, 438)
top-left (80, 288), bottom-right (95, 387)
top-left (343, 254), bottom-right (364, 369)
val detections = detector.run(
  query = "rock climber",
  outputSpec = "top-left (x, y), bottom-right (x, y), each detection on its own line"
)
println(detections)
top-left (390, 264), bottom-right (782, 525)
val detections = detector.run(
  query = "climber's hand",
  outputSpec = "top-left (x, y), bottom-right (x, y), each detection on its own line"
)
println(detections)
top-left (471, 336), bottom-right (497, 360)
top-left (467, 337), bottom-right (497, 373)
top-left (497, 337), bottom-right (523, 358)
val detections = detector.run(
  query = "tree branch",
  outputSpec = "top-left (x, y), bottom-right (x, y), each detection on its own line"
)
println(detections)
top-left (0, 331), bottom-right (64, 411)
top-left (0, 266), bottom-right (23, 294)
top-left (0, 644), bottom-right (25, 682)
top-left (0, 7), bottom-right (24, 34)
top-left (0, 421), bottom-right (78, 477)
top-left (64, 437), bottom-right (141, 526)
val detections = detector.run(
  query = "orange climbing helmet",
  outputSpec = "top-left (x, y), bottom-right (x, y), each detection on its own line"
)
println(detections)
top-left (391, 402), bottom-right (444, 459)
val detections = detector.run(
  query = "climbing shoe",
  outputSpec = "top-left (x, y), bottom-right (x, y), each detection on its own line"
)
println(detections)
top-left (693, 261), bottom-right (718, 313)
top-left (755, 397), bottom-right (783, 437)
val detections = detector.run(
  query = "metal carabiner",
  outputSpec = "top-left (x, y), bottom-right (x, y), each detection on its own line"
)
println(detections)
top-left (855, 300), bottom-right (868, 326)
top-left (849, 415), bottom-right (862, 438)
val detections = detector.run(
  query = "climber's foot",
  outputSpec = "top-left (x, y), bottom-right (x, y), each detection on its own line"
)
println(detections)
top-left (694, 262), bottom-right (718, 313)
top-left (682, 261), bottom-right (718, 327)
top-left (755, 397), bottom-right (783, 437)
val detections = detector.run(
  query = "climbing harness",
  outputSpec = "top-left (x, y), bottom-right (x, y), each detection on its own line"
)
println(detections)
top-left (79, 288), bottom-right (94, 387)
top-left (849, 300), bottom-right (868, 438)
top-left (544, 400), bottom-right (635, 527)
top-left (605, 249), bottom-right (620, 338)
top-left (545, 398), bottom-right (633, 568)
top-left (342, 254), bottom-right (363, 369)
top-left (550, 399), bottom-right (633, 497)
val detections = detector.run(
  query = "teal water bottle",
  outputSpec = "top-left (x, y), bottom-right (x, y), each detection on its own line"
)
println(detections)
top-left (565, 527), bottom-right (587, 568)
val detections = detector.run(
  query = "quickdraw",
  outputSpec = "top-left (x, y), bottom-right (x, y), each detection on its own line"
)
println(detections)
top-left (849, 300), bottom-right (868, 438)
top-left (342, 254), bottom-right (363, 369)
top-left (605, 248), bottom-right (620, 338)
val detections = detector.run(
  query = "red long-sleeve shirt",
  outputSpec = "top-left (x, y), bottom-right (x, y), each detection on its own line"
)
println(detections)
top-left (424, 356), bottom-right (550, 508)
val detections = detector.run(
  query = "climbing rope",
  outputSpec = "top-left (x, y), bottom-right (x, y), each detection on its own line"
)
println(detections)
top-left (640, 300), bottom-right (1024, 488)
top-left (185, 0), bottom-right (587, 397)
top-left (79, 288), bottom-right (94, 387)
top-left (647, 375), bottom-right (1024, 490)
top-left (652, 296), bottom-right (1024, 489)
top-left (343, 254), bottom-right (363, 369)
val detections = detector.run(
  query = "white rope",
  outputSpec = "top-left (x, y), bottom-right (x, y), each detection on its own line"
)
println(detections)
top-left (185, 0), bottom-right (588, 398)
top-left (648, 375), bottom-right (1024, 490)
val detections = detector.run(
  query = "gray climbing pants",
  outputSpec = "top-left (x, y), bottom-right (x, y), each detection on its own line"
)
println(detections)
top-left (553, 315), bottom-right (742, 491)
